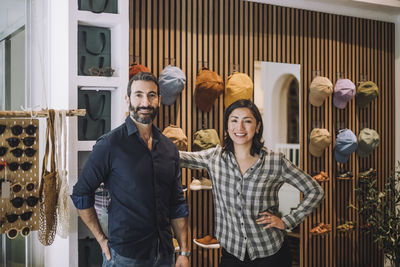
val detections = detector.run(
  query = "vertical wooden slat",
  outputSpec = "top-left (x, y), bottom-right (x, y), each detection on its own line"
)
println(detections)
top-left (131, 2), bottom-right (394, 266)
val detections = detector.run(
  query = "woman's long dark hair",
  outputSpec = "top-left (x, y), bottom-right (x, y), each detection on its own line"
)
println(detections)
top-left (222, 99), bottom-right (264, 156)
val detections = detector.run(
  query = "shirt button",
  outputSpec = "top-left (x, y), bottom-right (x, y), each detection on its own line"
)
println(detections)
top-left (241, 223), bottom-right (244, 226)
top-left (244, 237), bottom-right (247, 240)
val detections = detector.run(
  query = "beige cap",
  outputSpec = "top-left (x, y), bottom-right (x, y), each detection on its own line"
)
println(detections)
top-left (309, 76), bottom-right (333, 107)
top-left (162, 125), bottom-right (188, 151)
top-left (224, 72), bottom-right (253, 108)
top-left (309, 128), bottom-right (331, 157)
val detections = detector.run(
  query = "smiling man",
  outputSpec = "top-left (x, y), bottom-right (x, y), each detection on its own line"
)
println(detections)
top-left (71, 72), bottom-right (190, 267)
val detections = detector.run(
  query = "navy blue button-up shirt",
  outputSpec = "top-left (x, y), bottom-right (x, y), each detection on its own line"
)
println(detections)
top-left (71, 117), bottom-right (189, 259)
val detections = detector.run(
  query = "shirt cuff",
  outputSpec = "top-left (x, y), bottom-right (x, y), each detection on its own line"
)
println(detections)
top-left (281, 214), bottom-right (297, 231)
top-left (70, 194), bottom-right (95, 209)
top-left (170, 203), bottom-right (189, 219)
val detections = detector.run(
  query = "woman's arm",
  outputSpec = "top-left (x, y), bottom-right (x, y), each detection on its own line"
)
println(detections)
top-left (279, 155), bottom-right (325, 230)
top-left (179, 146), bottom-right (217, 170)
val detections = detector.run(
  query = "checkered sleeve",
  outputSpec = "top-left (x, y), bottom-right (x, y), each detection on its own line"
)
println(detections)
top-left (279, 154), bottom-right (325, 230)
top-left (179, 147), bottom-right (217, 171)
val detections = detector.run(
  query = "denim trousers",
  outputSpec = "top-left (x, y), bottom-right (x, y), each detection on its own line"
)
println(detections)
top-left (102, 246), bottom-right (174, 267)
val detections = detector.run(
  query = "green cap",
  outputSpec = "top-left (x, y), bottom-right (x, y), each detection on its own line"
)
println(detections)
top-left (192, 129), bottom-right (220, 151)
top-left (357, 128), bottom-right (379, 158)
top-left (356, 81), bottom-right (378, 108)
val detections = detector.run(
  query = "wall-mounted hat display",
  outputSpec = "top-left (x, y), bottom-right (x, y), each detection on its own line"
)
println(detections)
top-left (334, 129), bottom-right (358, 163)
top-left (129, 64), bottom-right (150, 80)
top-left (357, 128), bottom-right (379, 158)
top-left (159, 65), bottom-right (186, 105)
top-left (356, 81), bottom-right (378, 108)
top-left (333, 79), bottom-right (356, 109)
top-left (162, 125), bottom-right (188, 151)
top-left (224, 72), bottom-right (253, 108)
top-left (192, 129), bottom-right (220, 151)
top-left (195, 68), bottom-right (224, 112)
top-left (309, 128), bottom-right (331, 157)
top-left (309, 76), bottom-right (333, 107)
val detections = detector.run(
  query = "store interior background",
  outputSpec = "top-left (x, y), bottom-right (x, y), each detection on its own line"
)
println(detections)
top-left (1, 0), bottom-right (400, 266)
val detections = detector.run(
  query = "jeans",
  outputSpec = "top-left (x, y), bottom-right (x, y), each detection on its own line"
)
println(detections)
top-left (102, 246), bottom-right (174, 267)
top-left (220, 239), bottom-right (292, 267)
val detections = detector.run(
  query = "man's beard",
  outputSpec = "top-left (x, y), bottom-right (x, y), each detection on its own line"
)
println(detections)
top-left (129, 103), bottom-right (159, 124)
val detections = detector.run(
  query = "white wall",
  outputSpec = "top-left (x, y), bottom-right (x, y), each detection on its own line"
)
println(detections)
top-left (254, 61), bottom-right (302, 217)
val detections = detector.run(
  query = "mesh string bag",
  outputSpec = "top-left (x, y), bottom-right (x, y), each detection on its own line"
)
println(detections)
top-left (38, 109), bottom-right (59, 246)
top-left (55, 111), bottom-right (69, 238)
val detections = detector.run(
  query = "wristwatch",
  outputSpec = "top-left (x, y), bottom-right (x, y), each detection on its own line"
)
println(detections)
top-left (177, 251), bottom-right (191, 257)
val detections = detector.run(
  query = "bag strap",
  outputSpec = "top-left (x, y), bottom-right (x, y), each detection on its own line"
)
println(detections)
top-left (88, 0), bottom-right (110, 14)
top-left (83, 31), bottom-right (106, 56)
top-left (84, 93), bottom-right (105, 121)
top-left (39, 109), bottom-right (56, 198)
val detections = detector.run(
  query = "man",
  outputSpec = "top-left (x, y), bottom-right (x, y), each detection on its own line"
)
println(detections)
top-left (71, 72), bottom-right (190, 267)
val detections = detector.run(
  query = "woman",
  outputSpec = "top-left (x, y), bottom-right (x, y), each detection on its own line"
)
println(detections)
top-left (180, 99), bottom-right (324, 267)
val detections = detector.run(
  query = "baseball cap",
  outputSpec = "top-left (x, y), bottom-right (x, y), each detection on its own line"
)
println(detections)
top-left (309, 128), bottom-right (331, 157)
top-left (357, 128), bottom-right (379, 158)
top-left (162, 125), bottom-right (188, 151)
top-left (333, 79), bottom-right (356, 109)
top-left (192, 129), bottom-right (220, 151)
top-left (195, 68), bottom-right (224, 112)
top-left (224, 72), bottom-right (253, 108)
top-left (309, 76), bottom-right (333, 107)
top-left (356, 81), bottom-right (379, 108)
top-left (334, 129), bottom-right (358, 163)
top-left (159, 65), bottom-right (186, 105)
top-left (129, 64), bottom-right (150, 79)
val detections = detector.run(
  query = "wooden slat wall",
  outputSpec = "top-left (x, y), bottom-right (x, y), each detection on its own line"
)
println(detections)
top-left (129, 1), bottom-right (395, 266)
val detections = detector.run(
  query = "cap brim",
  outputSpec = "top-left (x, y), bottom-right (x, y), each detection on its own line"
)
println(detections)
top-left (309, 95), bottom-right (325, 107)
top-left (335, 149), bottom-right (350, 163)
top-left (161, 95), bottom-right (178, 105)
top-left (333, 96), bottom-right (348, 109)
top-left (309, 144), bottom-right (324, 157)
top-left (357, 147), bottom-right (372, 158)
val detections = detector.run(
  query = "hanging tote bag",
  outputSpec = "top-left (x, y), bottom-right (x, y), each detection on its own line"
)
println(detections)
top-left (78, 25), bottom-right (111, 76)
top-left (38, 109), bottom-right (59, 246)
top-left (78, 89), bottom-right (111, 140)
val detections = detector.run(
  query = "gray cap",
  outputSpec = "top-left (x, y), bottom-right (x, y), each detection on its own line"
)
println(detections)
top-left (159, 65), bottom-right (186, 105)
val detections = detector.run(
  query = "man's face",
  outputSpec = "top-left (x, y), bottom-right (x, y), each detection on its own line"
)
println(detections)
top-left (126, 80), bottom-right (160, 124)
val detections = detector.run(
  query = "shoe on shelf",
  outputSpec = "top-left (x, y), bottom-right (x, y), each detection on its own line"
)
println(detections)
top-left (312, 171), bottom-right (330, 182)
top-left (337, 221), bottom-right (355, 232)
top-left (173, 238), bottom-right (180, 252)
top-left (193, 235), bottom-right (220, 249)
top-left (190, 178), bottom-right (212, 191)
top-left (189, 179), bottom-right (201, 191)
top-left (359, 168), bottom-right (376, 179)
top-left (337, 171), bottom-right (353, 180)
top-left (310, 223), bottom-right (332, 236)
top-left (182, 185), bottom-right (187, 192)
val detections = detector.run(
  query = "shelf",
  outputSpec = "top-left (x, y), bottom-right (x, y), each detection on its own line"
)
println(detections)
top-left (76, 11), bottom-right (122, 27)
top-left (77, 140), bottom-right (96, 151)
top-left (76, 76), bottom-right (122, 88)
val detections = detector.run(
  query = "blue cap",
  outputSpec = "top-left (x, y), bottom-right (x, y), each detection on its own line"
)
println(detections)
top-left (334, 129), bottom-right (358, 163)
top-left (159, 65), bottom-right (186, 105)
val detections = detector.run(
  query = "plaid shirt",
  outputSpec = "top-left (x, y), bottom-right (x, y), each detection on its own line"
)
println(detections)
top-left (180, 145), bottom-right (324, 261)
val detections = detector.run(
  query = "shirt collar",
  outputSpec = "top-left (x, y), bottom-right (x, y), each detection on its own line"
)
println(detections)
top-left (125, 116), bottom-right (161, 141)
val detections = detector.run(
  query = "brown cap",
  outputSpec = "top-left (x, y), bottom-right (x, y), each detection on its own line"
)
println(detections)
top-left (309, 76), bottom-right (333, 107)
top-left (309, 128), bottom-right (331, 157)
top-left (224, 72), bottom-right (253, 108)
top-left (162, 125), bottom-right (188, 151)
top-left (195, 69), bottom-right (224, 112)
top-left (129, 64), bottom-right (150, 79)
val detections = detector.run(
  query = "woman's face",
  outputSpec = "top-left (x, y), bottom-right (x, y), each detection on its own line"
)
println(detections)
top-left (227, 107), bottom-right (260, 147)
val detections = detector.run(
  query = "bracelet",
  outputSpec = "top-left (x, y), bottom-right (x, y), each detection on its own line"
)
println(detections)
top-left (177, 251), bottom-right (191, 257)
top-left (98, 237), bottom-right (108, 244)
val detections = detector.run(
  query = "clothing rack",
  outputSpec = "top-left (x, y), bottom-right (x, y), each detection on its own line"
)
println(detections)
top-left (0, 109), bottom-right (86, 118)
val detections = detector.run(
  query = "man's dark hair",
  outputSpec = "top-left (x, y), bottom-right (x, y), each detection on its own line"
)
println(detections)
top-left (127, 72), bottom-right (159, 97)
top-left (222, 99), bottom-right (264, 156)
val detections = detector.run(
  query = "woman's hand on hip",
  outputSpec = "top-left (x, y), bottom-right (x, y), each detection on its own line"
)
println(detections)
top-left (256, 211), bottom-right (285, 230)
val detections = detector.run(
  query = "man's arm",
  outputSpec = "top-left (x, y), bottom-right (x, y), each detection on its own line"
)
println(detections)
top-left (171, 217), bottom-right (189, 266)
